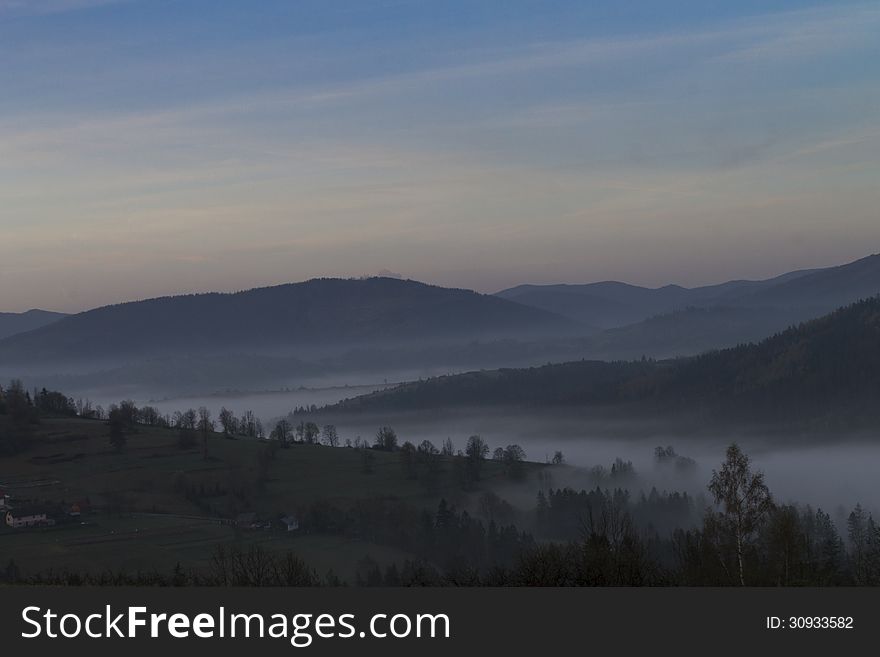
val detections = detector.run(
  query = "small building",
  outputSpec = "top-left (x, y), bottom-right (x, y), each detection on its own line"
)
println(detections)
top-left (5, 507), bottom-right (55, 529)
top-left (69, 499), bottom-right (92, 517)
top-left (280, 514), bottom-right (300, 532)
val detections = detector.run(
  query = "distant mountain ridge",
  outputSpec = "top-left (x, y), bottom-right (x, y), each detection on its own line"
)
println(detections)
top-left (496, 255), bottom-right (880, 328)
top-left (0, 309), bottom-right (67, 340)
top-left (729, 254), bottom-right (880, 309)
top-left (492, 253), bottom-right (880, 361)
top-left (0, 277), bottom-right (576, 367)
top-left (4, 254), bottom-right (880, 398)
top-left (328, 295), bottom-right (880, 428)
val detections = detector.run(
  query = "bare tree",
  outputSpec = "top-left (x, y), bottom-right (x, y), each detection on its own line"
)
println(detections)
top-left (271, 418), bottom-right (293, 447)
top-left (296, 420), bottom-right (320, 444)
top-left (219, 407), bottom-right (238, 436)
top-left (321, 424), bottom-right (339, 447)
top-left (139, 405), bottom-right (160, 426)
top-left (374, 426), bottom-right (398, 451)
top-left (239, 410), bottom-right (258, 437)
top-left (176, 408), bottom-right (197, 430)
top-left (707, 443), bottom-right (774, 586)
top-left (466, 435), bottom-right (489, 460)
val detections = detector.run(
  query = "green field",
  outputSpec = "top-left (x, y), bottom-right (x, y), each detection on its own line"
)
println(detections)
top-left (0, 416), bottom-right (542, 582)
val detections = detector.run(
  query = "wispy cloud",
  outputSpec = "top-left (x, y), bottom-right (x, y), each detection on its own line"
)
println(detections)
top-left (711, 4), bottom-right (880, 63)
top-left (1, 1), bottom-right (879, 311)
top-left (293, 3), bottom-right (879, 99)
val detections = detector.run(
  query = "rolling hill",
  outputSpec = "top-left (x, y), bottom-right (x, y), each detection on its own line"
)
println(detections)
top-left (496, 253), bottom-right (880, 328)
top-left (0, 309), bottom-right (66, 340)
top-left (729, 253), bottom-right (880, 310)
top-left (578, 305), bottom-right (799, 360)
top-left (328, 296), bottom-right (880, 427)
top-left (6, 256), bottom-right (880, 398)
top-left (493, 253), bottom-right (880, 363)
top-left (0, 277), bottom-right (577, 368)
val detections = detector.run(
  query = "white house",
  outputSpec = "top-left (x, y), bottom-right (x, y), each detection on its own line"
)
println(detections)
top-left (5, 507), bottom-right (54, 528)
top-left (280, 514), bottom-right (300, 532)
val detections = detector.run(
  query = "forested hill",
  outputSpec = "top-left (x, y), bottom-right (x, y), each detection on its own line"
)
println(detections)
top-left (330, 296), bottom-right (880, 426)
top-left (496, 252), bottom-right (880, 328)
top-left (0, 277), bottom-right (576, 365)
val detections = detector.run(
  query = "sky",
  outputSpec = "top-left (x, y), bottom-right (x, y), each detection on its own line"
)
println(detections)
top-left (1, 0), bottom-right (878, 312)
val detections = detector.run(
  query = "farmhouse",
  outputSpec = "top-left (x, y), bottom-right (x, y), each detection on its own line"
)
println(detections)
top-left (280, 514), bottom-right (300, 532)
top-left (5, 506), bottom-right (55, 528)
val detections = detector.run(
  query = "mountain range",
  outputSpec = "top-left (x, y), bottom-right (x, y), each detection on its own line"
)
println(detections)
top-left (494, 253), bottom-right (880, 361)
top-left (2, 253), bottom-right (879, 397)
top-left (327, 295), bottom-right (880, 429)
top-left (496, 253), bottom-right (880, 329)
top-left (0, 277), bottom-right (573, 368)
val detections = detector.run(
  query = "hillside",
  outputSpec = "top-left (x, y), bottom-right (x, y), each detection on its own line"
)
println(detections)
top-left (0, 414), bottom-right (541, 582)
top-left (635, 295), bottom-right (880, 421)
top-left (729, 253), bottom-right (880, 310)
top-left (497, 254), bottom-right (880, 329)
top-left (493, 254), bottom-right (880, 363)
top-left (496, 281), bottom-right (695, 328)
top-left (580, 305), bottom-right (803, 360)
top-left (329, 296), bottom-right (880, 427)
top-left (0, 309), bottom-right (66, 340)
top-left (495, 267), bottom-right (820, 328)
top-left (0, 277), bottom-right (577, 367)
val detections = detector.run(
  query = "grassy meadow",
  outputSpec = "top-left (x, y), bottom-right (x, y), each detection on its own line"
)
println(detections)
top-left (0, 415), bottom-right (541, 582)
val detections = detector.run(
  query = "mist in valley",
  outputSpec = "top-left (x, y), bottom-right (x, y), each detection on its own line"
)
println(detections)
top-left (11, 344), bottom-right (878, 523)
top-left (4, 0), bottom-right (880, 593)
top-left (68, 363), bottom-right (880, 521)
top-left (306, 407), bottom-right (880, 518)
top-left (3, 257), bottom-right (880, 588)
top-left (109, 382), bottom-right (393, 425)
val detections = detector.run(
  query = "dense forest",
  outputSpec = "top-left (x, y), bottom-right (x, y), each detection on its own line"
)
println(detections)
top-left (331, 296), bottom-right (880, 427)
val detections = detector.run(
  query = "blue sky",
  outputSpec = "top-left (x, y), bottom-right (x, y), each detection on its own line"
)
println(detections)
top-left (1, 0), bottom-right (878, 311)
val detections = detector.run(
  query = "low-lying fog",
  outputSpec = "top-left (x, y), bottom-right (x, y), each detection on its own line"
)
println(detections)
top-left (85, 381), bottom-right (879, 518)
top-left (91, 383), bottom-right (391, 425)
top-left (322, 409), bottom-right (880, 518)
